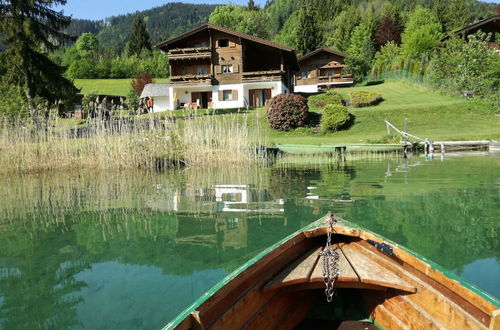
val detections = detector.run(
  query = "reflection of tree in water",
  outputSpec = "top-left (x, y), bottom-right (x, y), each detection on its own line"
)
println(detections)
top-left (268, 168), bottom-right (321, 199)
top-left (346, 188), bottom-right (500, 272)
top-left (0, 227), bottom-right (90, 329)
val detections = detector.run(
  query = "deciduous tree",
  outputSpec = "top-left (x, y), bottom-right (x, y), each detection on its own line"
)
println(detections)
top-left (401, 7), bottom-right (442, 57)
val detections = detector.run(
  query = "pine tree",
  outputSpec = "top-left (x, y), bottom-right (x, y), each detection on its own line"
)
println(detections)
top-left (248, 0), bottom-right (258, 11)
top-left (296, 4), bottom-right (322, 56)
top-left (126, 15), bottom-right (152, 56)
top-left (0, 0), bottom-right (78, 127)
top-left (447, 0), bottom-right (470, 31)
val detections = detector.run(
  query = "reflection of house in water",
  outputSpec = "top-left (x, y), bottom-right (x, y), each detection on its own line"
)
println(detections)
top-left (215, 185), bottom-right (284, 213)
top-left (146, 184), bottom-right (284, 214)
top-left (174, 215), bottom-right (249, 251)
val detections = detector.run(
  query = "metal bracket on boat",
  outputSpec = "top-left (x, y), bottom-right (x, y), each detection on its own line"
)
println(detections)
top-left (367, 239), bottom-right (394, 256)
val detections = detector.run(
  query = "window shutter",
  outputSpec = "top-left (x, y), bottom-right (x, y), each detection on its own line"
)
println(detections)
top-left (234, 64), bottom-right (239, 73)
top-left (216, 65), bottom-right (222, 74)
top-left (232, 90), bottom-right (238, 101)
top-left (230, 41), bottom-right (236, 48)
top-left (215, 40), bottom-right (219, 48)
top-left (218, 90), bottom-right (223, 101)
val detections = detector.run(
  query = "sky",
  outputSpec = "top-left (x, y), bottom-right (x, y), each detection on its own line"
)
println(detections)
top-left (56, 0), bottom-right (268, 20)
top-left (56, 0), bottom-right (500, 21)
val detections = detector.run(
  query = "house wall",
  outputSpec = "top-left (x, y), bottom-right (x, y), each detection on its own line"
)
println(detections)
top-left (294, 84), bottom-right (319, 93)
top-left (172, 86), bottom-right (213, 108)
top-left (212, 31), bottom-right (244, 85)
top-left (152, 96), bottom-right (170, 112)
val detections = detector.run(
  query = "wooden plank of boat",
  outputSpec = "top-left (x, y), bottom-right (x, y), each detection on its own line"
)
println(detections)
top-left (340, 241), bottom-right (417, 293)
top-left (310, 245), bottom-right (359, 283)
top-left (263, 246), bottom-right (321, 290)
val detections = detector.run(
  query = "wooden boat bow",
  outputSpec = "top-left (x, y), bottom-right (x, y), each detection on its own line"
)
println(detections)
top-left (165, 213), bottom-right (500, 330)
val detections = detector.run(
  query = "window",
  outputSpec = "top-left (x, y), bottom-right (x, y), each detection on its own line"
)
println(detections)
top-left (218, 39), bottom-right (229, 47)
top-left (301, 71), bottom-right (310, 78)
top-left (223, 90), bottom-right (232, 101)
top-left (222, 65), bottom-right (233, 74)
top-left (196, 67), bottom-right (207, 75)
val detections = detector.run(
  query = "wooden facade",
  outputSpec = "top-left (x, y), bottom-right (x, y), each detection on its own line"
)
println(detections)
top-left (155, 24), bottom-right (298, 110)
top-left (295, 48), bottom-right (353, 93)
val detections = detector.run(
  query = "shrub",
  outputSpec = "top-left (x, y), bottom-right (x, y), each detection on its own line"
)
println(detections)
top-left (308, 90), bottom-right (343, 108)
top-left (349, 91), bottom-right (383, 107)
top-left (266, 94), bottom-right (308, 131)
top-left (321, 104), bottom-right (350, 131)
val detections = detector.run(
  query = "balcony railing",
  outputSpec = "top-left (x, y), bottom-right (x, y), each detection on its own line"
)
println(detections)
top-left (168, 47), bottom-right (212, 60)
top-left (296, 75), bottom-right (353, 86)
top-left (241, 70), bottom-right (284, 82)
top-left (170, 74), bottom-right (213, 85)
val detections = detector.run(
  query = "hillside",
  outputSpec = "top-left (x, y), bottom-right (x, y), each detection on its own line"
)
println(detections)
top-left (65, 2), bottom-right (219, 50)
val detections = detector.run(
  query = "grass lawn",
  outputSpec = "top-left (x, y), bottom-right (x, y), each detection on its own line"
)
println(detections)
top-left (260, 81), bottom-right (500, 145)
top-left (74, 78), bottom-right (169, 96)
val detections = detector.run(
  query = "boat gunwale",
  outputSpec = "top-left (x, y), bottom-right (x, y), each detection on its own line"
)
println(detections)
top-left (163, 213), bottom-right (500, 329)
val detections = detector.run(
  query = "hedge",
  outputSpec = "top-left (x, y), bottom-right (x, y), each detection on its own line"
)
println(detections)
top-left (266, 94), bottom-right (308, 131)
top-left (308, 90), bottom-right (343, 108)
top-left (349, 91), bottom-right (383, 107)
top-left (321, 104), bottom-right (351, 131)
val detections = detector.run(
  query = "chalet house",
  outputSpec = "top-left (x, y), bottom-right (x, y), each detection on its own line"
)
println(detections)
top-left (294, 47), bottom-right (353, 93)
top-left (153, 24), bottom-right (299, 111)
top-left (443, 14), bottom-right (500, 50)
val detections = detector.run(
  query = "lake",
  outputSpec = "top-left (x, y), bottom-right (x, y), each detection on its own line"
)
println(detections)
top-left (0, 155), bottom-right (499, 329)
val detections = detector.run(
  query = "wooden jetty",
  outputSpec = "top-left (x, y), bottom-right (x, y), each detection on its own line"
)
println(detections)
top-left (164, 213), bottom-right (500, 330)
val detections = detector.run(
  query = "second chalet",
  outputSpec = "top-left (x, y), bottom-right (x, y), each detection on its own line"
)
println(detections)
top-left (153, 24), bottom-right (299, 111)
top-left (294, 47), bottom-right (353, 93)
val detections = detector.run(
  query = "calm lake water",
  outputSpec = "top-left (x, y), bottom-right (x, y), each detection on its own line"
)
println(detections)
top-left (0, 155), bottom-right (499, 329)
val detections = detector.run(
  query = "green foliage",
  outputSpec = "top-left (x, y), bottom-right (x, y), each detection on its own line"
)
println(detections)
top-left (325, 7), bottom-right (361, 52)
top-left (295, 4), bottom-right (322, 56)
top-left (65, 50), bottom-right (168, 79)
top-left (273, 10), bottom-right (300, 49)
top-left (401, 7), bottom-right (442, 57)
top-left (209, 5), bottom-right (269, 39)
top-left (76, 33), bottom-right (99, 59)
top-left (0, 0), bottom-right (78, 124)
top-left (349, 91), bottom-right (383, 107)
top-left (321, 104), bottom-right (351, 131)
top-left (372, 41), bottom-right (402, 76)
top-left (265, 0), bottom-right (300, 36)
top-left (0, 83), bottom-right (28, 119)
top-left (428, 32), bottom-right (500, 105)
top-left (266, 94), bottom-right (308, 131)
top-left (126, 16), bottom-right (152, 56)
top-left (346, 19), bottom-right (376, 82)
top-left (308, 91), bottom-right (343, 109)
top-left (126, 88), bottom-right (140, 113)
top-left (447, 0), bottom-right (470, 31)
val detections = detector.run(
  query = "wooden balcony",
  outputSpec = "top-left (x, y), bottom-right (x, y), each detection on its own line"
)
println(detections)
top-left (170, 74), bottom-right (213, 85)
top-left (296, 75), bottom-right (353, 86)
top-left (242, 70), bottom-right (284, 82)
top-left (168, 47), bottom-right (212, 60)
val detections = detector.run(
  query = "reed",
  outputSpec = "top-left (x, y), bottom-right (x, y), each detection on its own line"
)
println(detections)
top-left (0, 112), bottom-right (265, 174)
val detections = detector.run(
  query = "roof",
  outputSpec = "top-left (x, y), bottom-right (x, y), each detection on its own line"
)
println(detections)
top-left (156, 24), bottom-right (295, 53)
top-left (140, 83), bottom-right (170, 98)
top-left (299, 47), bottom-right (347, 63)
top-left (443, 14), bottom-right (500, 40)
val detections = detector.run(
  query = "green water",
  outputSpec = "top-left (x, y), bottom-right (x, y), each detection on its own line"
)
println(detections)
top-left (0, 155), bottom-right (499, 329)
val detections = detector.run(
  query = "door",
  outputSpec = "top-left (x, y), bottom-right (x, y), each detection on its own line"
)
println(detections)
top-left (248, 89), bottom-right (272, 107)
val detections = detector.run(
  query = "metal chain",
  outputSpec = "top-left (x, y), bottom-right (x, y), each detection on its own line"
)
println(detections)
top-left (319, 214), bottom-right (340, 302)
